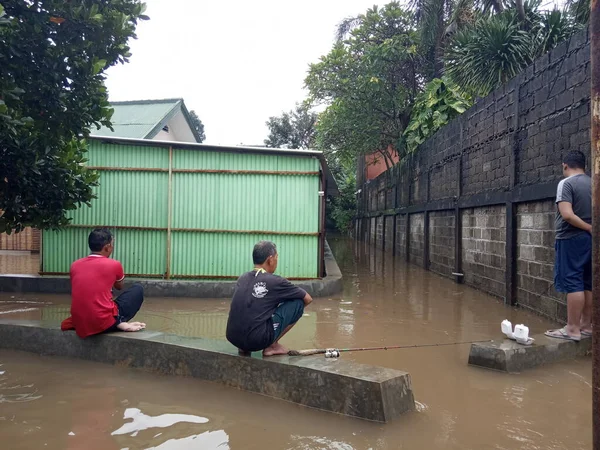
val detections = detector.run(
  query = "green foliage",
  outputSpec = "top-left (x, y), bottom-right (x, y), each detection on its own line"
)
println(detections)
top-left (404, 78), bottom-right (472, 153)
top-left (0, 0), bottom-right (147, 233)
top-left (444, 0), bottom-right (572, 96)
top-left (189, 110), bottom-right (206, 143)
top-left (306, 3), bottom-right (422, 167)
top-left (329, 171), bottom-right (357, 234)
top-left (264, 103), bottom-right (316, 149)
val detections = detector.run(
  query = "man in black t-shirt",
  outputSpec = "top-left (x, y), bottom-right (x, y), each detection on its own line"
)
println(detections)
top-left (226, 241), bottom-right (313, 356)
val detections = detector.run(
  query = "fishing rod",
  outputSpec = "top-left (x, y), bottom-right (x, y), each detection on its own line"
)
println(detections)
top-left (287, 339), bottom-right (491, 357)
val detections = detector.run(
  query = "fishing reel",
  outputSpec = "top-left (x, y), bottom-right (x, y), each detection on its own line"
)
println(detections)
top-left (325, 348), bottom-right (340, 358)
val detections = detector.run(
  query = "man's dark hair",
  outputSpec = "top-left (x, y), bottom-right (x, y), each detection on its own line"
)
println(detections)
top-left (253, 240), bottom-right (277, 265)
top-left (563, 150), bottom-right (586, 170)
top-left (89, 228), bottom-right (113, 252)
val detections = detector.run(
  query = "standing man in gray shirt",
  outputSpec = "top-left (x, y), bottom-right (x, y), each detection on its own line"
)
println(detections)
top-left (545, 150), bottom-right (592, 341)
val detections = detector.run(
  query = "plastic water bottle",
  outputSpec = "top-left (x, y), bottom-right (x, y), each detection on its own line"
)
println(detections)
top-left (501, 320), bottom-right (514, 339)
top-left (513, 324), bottom-right (529, 344)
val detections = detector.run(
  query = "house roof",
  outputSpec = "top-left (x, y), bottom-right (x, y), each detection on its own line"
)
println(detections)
top-left (91, 98), bottom-right (202, 143)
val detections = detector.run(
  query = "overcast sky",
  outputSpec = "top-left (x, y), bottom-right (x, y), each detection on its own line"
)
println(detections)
top-left (104, 0), bottom-right (382, 145)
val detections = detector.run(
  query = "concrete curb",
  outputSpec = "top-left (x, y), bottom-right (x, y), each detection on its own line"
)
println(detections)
top-left (468, 333), bottom-right (592, 373)
top-left (0, 320), bottom-right (414, 422)
top-left (0, 241), bottom-right (343, 299)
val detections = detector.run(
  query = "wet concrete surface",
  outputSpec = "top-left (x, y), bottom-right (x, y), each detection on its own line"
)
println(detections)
top-left (0, 237), bottom-right (593, 449)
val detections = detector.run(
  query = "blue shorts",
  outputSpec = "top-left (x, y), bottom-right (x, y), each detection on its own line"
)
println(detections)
top-left (271, 299), bottom-right (304, 342)
top-left (554, 233), bottom-right (592, 293)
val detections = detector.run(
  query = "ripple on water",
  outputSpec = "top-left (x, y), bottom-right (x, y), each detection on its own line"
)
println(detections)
top-left (0, 366), bottom-right (42, 404)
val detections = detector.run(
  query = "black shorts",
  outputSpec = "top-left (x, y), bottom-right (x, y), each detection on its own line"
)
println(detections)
top-left (105, 284), bottom-right (144, 332)
top-left (554, 233), bottom-right (592, 293)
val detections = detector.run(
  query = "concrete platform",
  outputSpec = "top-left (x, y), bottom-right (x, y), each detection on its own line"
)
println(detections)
top-left (468, 333), bottom-right (592, 373)
top-left (0, 320), bottom-right (415, 422)
top-left (0, 241), bottom-right (342, 298)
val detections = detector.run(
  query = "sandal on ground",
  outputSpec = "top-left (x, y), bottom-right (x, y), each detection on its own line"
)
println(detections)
top-left (581, 330), bottom-right (592, 337)
top-left (544, 327), bottom-right (581, 342)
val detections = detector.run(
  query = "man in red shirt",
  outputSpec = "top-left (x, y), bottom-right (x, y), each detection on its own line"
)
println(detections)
top-left (61, 228), bottom-right (146, 338)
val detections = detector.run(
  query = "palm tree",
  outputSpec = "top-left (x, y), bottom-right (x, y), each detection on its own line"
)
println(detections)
top-left (443, 0), bottom-right (573, 97)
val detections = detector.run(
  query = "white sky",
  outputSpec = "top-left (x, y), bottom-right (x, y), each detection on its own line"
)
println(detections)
top-left (104, 0), bottom-right (382, 146)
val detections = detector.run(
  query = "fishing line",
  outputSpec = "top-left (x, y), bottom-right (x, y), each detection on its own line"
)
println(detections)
top-left (288, 338), bottom-right (491, 357)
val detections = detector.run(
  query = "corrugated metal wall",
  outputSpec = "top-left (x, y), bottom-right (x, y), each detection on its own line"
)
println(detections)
top-left (42, 140), bottom-right (321, 279)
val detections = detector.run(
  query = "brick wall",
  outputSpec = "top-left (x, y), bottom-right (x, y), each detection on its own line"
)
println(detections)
top-left (429, 210), bottom-right (455, 277)
top-left (355, 29), bottom-right (590, 323)
top-left (0, 228), bottom-right (40, 252)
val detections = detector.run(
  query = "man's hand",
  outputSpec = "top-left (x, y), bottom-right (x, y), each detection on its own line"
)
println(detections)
top-left (113, 279), bottom-right (124, 290)
top-left (558, 202), bottom-right (591, 232)
top-left (303, 292), bottom-right (313, 306)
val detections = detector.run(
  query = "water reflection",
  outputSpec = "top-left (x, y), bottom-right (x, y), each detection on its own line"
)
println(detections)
top-left (112, 408), bottom-right (209, 436)
top-left (146, 430), bottom-right (229, 450)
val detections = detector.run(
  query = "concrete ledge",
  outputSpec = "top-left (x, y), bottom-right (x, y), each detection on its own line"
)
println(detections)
top-left (0, 241), bottom-right (343, 298)
top-left (468, 333), bottom-right (592, 373)
top-left (0, 321), bottom-right (414, 422)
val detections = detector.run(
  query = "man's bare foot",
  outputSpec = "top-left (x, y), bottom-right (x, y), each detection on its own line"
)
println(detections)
top-left (116, 321), bottom-right (146, 332)
top-left (262, 342), bottom-right (289, 357)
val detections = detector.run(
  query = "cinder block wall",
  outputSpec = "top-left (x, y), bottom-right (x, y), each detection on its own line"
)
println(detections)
top-left (355, 29), bottom-right (591, 323)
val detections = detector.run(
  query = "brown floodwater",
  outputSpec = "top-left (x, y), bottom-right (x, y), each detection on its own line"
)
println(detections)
top-left (0, 237), bottom-right (592, 449)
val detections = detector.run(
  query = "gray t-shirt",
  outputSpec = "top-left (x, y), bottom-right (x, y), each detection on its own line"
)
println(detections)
top-left (555, 173), bottom-right (592, 239)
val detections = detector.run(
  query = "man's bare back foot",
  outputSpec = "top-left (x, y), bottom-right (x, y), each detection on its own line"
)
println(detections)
top-left (117, 321), bottom-right (146, 332)
top-left (263, 342), bottom-right (288, 357)
top-left (238, 349), bottom-right (251, 356)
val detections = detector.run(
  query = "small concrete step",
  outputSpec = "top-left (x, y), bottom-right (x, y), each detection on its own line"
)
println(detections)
top-left (468, 333), bottom-right (592, 373)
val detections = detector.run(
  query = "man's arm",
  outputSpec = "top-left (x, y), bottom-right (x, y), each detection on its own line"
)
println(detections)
top-left (303, 292), bottom-right (313, 306)
top-left (558, 202), bottom-right (592, 232)
top-left (113, 261), bottom-right (125, 290)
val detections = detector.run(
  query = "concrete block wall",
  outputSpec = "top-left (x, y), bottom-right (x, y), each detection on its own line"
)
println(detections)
top-left (462, 206), bottom-right (506, 298)
top-left (355, 29), bottom-right (590, 323)
top-left (384, 216), bottom-right (394, 253)
top-left (429, 211), bottom-right (455, 277)
top-left (375, 216), bottom-right (384, 250)
top-left (516, 201), bottom-right (566, 321)
top-left (409, 213), bottom-right (425, 267)
top-left (395, 214), bottom-right (408, 258)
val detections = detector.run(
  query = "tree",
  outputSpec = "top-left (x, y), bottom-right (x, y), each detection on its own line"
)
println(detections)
top-left (306, 3), bottom-right (423, 169)
top-left (189, 110), bottom-right (206, 143)
top-left (404, 77), bottom-right (472, 153)
top-left (444, 1), bottom-right (572, 96)
top-left (0, 0), bottom-right (148, 234)
top-left (264, 103), bottom-right (317, 149)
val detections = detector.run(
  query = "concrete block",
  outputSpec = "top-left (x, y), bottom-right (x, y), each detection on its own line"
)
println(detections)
top-left (0, 321), bottom-right (415, 422)
top-left (468, 333), bottom-right (592, 373)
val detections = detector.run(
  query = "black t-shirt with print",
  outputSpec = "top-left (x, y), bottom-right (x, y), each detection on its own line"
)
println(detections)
top-left (226, 270), bottom-right (307, 352)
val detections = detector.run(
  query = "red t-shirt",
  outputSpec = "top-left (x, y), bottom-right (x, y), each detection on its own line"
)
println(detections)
top-left (62, 255), bottom-right (125, 338)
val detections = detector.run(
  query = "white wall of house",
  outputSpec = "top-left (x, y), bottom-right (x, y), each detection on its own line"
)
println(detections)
top-left (152, 107), bottom-right (197, 143)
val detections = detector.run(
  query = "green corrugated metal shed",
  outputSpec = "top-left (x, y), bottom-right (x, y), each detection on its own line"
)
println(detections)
top-left (42, 136), bottom-right (337, 280)
top-left (91, 98), bottom-right (202, 142)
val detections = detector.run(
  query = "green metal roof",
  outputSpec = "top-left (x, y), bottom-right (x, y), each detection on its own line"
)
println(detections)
top-left (91, 98), bottom-right (201, 142)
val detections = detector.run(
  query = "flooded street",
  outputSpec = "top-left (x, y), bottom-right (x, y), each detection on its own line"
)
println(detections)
top-left (0, 237), bottom-right (592, 449)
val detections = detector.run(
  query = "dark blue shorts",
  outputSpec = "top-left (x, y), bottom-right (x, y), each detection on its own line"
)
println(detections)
top-left (554, 233), bottom-right (592, 293)
top-left (271, 299), bottom-right (304, 342)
